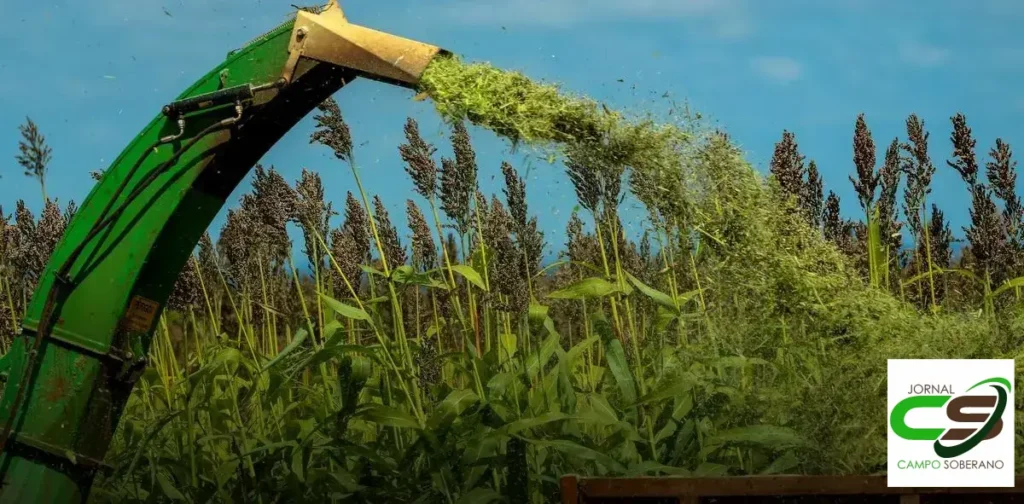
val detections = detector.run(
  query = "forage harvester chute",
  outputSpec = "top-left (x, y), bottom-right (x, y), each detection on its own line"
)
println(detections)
top-left (0, 2), bottom-right (446, 501)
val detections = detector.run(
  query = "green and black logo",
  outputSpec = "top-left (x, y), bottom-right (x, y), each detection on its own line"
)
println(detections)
top-left (889, 377), bottom-right (1012, 458)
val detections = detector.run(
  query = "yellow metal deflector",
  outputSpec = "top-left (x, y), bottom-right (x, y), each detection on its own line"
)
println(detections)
top-left (283, 0), bottom-right (446, 86)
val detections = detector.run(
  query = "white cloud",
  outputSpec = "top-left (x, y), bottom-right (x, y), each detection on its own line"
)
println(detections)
top-left (899, 41), bottom-right (949, 68)
top-left (750, 56), bottom-right (803, 84)
top-left (433, 0), bottom-right (753, 38)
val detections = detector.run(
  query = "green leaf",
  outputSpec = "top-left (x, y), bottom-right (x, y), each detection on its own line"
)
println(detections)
top-left (707, 425), bottom-right (808, 449)
top-left (486, 372), bottom-right (517, 398)
top-left (528, 302), bottom-right (549, 322)
top-left (654, 306), bottom-right (678, 332)
top-left (360, 265), bottom-right (385, 277)
top-left (261, 328), bottom-right (309, 371)
top-left (428, 389), bottom-right (480, 429)
top-left (499, 332), bottom-right (517, 359)
top-left (547, 277), bottom-right (621, 300)
top-left (626, 460), bottom-right (690, 476)
top-left (619, 279), bottom-right (634, 296)
top-left (342, 354), bottom-right (373, 387)
top-left (605, 338), bottom-right (637, 404)
top-left (992, 275), bottom-right (1024, 299)
top-left (303, 344), bottom-right (378, 377)
top-left (462, 436), bottom-right (500, 466)
top-left (524, 438), bottom-right (626, 473)
top-left (714, 356), bottom-right (753, 369)
top-left (565, 336), bottom-right (598, 365)
top-left (393, 265), bottom-right (449, 290)
top-left (554, 353), bottom-right (577, 412)
top-left (427, 319), bottom-right (446, 337)
top-left (653, 419), bottom-right (677, 444)
top-left (625, 272), bottom-right (678, 313)
top-left (188, 348), bottom-right (241, 387)
top-left (156, 473), bottom-right (186, 501)
top-left (577, 394), bottom-right (618, 426)
top-left (902, 267), bottom-right (981, 289)
top-left (329, 468), bottom-right (363, 493)
top-left (525, 330), bottom-right (560, 380)
top-left (694, 462), bottom-right (730, 476)
top-left (360, 404), bottom-right (421, 429)
top-left (500, 412), bottom-right (569, 436)
top-left (635, 376), bottom-right (694, 407)
top-left (543, 316), bottom-right (560, 340)
top-left (320, 319), bottom-right (344, 346)
top-left (675, 289), bottom-right (701, 306)
top-left (319, 294), bottom-right (372, 322)
top-left (216, 460), bottom-right (240, 488)
top-left (672, 393), bottom-right (693, 420)
top-left (239, 440), bottom-right (298, 458)
top-left (594, 317), bottom-right (637, 404)
top-left (291, 447), bottom-right (305, 482)
top-left (761, 450), bottom-right (801, 475)
top-left (462, 467), bottom-right (489, 495)
top-left (451, 264), bottom-right (487, 290)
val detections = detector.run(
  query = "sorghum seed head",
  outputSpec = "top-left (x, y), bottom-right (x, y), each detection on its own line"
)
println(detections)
top-left (399, 117), bottom-right (439, 199)
top-left (311, 97), bottom-right (354, 161)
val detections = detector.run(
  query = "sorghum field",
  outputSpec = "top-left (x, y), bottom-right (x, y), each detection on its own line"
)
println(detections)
top-left (4, 55), bottom-right (1024, 503)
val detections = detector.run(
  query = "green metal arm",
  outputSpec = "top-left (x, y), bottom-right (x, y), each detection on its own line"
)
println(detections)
top-left (0, 2), bottom-right (443, 501)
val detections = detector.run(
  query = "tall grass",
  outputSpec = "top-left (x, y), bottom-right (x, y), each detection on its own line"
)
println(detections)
top-left (86, 122), bottom-right (834, 503)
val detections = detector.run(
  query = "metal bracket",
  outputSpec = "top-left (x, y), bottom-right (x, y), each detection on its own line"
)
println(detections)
top-left (28, 331), bottom-right (125, 365)
top-left (281, 25), bottom-right (308, 83)
top-left (116, 351), bottom-right (148, 385)
top-left (5, 432), bottom-right (112, 474)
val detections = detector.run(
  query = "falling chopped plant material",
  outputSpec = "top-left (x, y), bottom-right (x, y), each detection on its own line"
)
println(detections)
top-left (420, 54), bottom-right (687, 156)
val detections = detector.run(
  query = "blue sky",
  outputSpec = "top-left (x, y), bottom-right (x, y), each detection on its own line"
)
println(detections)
top-left (2, 0), bottom-right (1023, 261)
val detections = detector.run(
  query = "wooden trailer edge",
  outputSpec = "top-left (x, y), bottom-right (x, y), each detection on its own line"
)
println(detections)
top-left (560, 474), bottom-right (1024, 503)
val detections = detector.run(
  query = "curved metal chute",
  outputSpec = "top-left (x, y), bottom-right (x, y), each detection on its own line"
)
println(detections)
top-left (0, 3), bottom-right (444, 500)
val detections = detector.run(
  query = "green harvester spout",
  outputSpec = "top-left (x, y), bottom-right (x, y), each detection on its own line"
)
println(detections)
top-left (0, 2), bottom-right (444, 501)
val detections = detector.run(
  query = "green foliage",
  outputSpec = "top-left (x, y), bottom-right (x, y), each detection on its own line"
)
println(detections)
top-left (546, 277), bottom-right (621, 300)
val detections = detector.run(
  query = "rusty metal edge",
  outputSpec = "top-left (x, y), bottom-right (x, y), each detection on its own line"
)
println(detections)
top-left (571, 475), bottom-right (1024, 498)
top-left (561, 475), bottom-right (580, 504)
